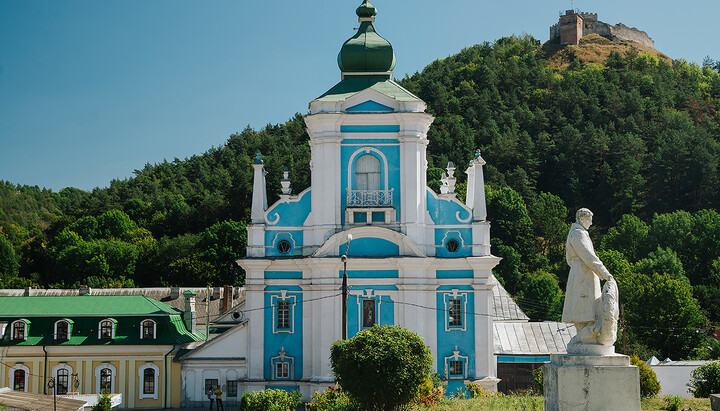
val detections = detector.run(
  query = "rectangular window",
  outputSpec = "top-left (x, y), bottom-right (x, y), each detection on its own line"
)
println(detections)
top-left (100, 321), bottom-right (113, 339)
top-left (13, 370), bottom-right (25, 391)
top-left (448, 360), bottom-right (463, 376)
top-left (362, 299), bottom-right (376, 328)
top-left (204, 378), bottom-right (218, 395)
top-left (13, 323), bottom-right (25, 340)
top-left (57, 369), bottom-right (69, 395)
top-left (448, 299), bottom-right (462, 326)
top-left (142, 321), bottom-right (155, 339)
top-left (276, 362), bottom-right (290, 379)
top-left (277, 301), bottom-right (290, 329)
top-left (56, 322), bottom-right (68, 340)
top-left (227, 380), bottom-right (238, 397)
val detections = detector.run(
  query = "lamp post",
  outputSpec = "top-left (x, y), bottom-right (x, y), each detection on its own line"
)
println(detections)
top-left (341, 234), bottom-right (352, 340)
top-left (47, 376), bottom-right (56, 411)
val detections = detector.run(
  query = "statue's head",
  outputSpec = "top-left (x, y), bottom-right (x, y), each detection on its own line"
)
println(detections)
top-left (576, 208), bottom-right (593, 229)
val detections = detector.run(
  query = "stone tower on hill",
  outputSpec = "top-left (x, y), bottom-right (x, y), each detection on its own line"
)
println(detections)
top-left (550, 10), bottom-right (654, 48)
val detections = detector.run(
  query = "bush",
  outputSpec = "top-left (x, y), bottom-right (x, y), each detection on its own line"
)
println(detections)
top-left (661, 394), bottom-right (683, 411)
top-left (531, 366), bottom-right (544, 394)
top-left (688, 360), bottom-right (720, 397)
top-left (414, 373), bottom-right (445, 406)
top-left (306, 385), bottom-right (356, 411)
top-left (631, 355), bottom-right (661, 397)
top-left (90, 393), bottom-right (112, 411)
top-left (330, 325), bottom-right (433, 410)
top-left (238, 388), bottom-right (301, 411)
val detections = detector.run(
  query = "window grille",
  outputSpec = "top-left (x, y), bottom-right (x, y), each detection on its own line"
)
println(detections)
top-left (277, 301), bottom-right (290, 329)
top-left (448, 360), bottom-right (463, 376)
top-left (143, 368), bottom-right (155, 395)
top-left (449, 299), bottom-right (462, 326)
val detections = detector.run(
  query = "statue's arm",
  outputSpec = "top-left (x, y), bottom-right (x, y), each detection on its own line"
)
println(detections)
top-left (572, 232), bottom-right (612, 280)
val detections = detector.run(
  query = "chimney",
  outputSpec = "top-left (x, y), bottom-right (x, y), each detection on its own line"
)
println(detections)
top-left (183, 290), bottom-right (197, 334)
top-left (79, 285), bottom-right (91, 296)
top-left (170, 287), bottom-right (180, 300)
top-left (24, 287), bottom-right (33, 297)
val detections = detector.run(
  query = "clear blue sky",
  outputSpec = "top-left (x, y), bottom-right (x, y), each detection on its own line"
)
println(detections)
top-left (1, 0), bottom-right (717, 191)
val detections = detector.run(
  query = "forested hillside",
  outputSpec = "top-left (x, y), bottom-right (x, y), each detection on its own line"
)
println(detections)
top-left (1, 36), bottom-right (719, 359)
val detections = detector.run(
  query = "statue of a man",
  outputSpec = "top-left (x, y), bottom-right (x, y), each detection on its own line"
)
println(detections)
top-left (563, 208), bottom-right (618, 353)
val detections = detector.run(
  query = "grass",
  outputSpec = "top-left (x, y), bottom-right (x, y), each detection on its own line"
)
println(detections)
top-left (413, 395), bottom-right (711, 411)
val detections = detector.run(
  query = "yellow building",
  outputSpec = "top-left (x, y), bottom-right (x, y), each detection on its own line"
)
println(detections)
top-left (0, 294), bottom-right (204, 408)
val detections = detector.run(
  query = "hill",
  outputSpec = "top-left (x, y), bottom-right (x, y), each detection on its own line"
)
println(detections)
top-left (542, 33), bottom-right (671, 69)
top-left (2, 35), bottom-right (720, 359)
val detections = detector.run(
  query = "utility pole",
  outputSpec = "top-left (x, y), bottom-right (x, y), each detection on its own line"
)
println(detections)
top-left (47, 377), bottom-right (56, 411)
top-left (341, 234), bottom-right (352, 340)
top-left (621, 304), bottom-right (627, 355)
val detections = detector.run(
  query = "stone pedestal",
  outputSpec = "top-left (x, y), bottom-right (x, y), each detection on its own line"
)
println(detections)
top-left (544, 354), bottom-right (640, 411)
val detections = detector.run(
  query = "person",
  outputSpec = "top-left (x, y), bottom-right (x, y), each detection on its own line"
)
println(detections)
top-left (214, 385), bottom-right (225, 410)
top-left (207, 385), bottom-right (215, 410)
top-left (562, 208), bottom-right (614, 348)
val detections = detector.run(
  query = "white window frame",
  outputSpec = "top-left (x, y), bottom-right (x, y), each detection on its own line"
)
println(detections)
top-left (51, 363), bottom-right (74, 395)
top-left (444, 347), bottom-right (469, 380)
top-left (139, 319), bottom-right (157, 340)
top-left (98, 319), bottom-right (117, 340)
top-left (443, 289), bottom-right (468, 331)
top-left (54, 319), bottom-right (73, 341)
top-left (95, 363), bottom-right (117, 394)
top-left (8, 363), bottom-right (30, 392)
top-left (357, 289), bottom-right (382, 330)
top-left (11, 320), bottom-right (29, 341)
top-left (138, 362), bottom-right (159, 400)
top-left (270, 348), bottom-right (294, 381)
top-left (271, 291), bottom-right (297, 334)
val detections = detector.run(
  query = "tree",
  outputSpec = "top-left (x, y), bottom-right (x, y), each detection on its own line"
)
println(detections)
top-left (688, 361), bottom-right (720, 397)
top-left (330, 326), bottom-right (433, 410)
top-left (600, 214), bottom-right (649, 263)
top-left (0, 231), bottom-right (19, 279)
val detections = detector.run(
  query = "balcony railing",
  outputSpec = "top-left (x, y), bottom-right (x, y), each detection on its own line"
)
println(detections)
top-left (347, 189), bottom-right (394, 207)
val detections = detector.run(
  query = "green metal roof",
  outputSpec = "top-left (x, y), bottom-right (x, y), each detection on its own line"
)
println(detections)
top-left (0, 295), bottom-right (182, 317)
top-left (316, 77), bottom-right (421, 103)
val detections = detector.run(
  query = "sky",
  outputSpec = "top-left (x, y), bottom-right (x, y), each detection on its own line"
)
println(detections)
top-left (1, 0), bottom-right (718, 192)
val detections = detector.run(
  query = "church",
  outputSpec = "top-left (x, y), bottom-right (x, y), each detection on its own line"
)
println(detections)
top-left (178, 1), bottom-right (573, 405)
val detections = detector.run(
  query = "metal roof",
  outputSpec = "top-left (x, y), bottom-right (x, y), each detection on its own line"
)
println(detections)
top-left (494, 321), bottom-right (576, 355)
top-left (0, 387), bottom-right (86, 411)
top-left (491, 277), bottom-right (530, 321)
top-left (0, 295), bottom-right (180, 316)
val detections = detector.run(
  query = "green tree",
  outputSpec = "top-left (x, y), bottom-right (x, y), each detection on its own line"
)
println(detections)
top-left (0, 231), bottom-right (19, 279)
top-left (330, 326), bottom-right (433, 411)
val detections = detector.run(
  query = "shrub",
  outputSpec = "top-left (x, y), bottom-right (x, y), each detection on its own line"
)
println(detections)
top-left (465, 382), bottom-right (498, 399)
top-left (330, 325), bottom-right (433, 410)
top-left (238, 388), bottom-right (301, 411)
top-left (661, 394), bottom-right (683, 411)
top-left (531, 366), bottom-right (544, 394)
top-left (688, 360), bottom-right (720, 397)
top-left (414, 373), bottom-right (445, 406)
top-left (306, 385), bottom-right (356, 411)
top-left (90, 393), bottom-right (112, 411)
top-left (630, 355), bottom-right (661, 397)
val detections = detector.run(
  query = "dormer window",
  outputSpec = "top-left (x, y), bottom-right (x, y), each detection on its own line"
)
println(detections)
top-left (141, 319), bottom-right (156, 340)
top-left (11, 320), bottom-right (29, 341)
top-left (54, 319), bottom-right (73, 340)
top-left (98, 319), bottom-right (117, 340)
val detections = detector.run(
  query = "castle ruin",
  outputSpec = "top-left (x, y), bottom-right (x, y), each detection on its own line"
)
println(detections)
top-left (549, 10), bottom-right (654, 48)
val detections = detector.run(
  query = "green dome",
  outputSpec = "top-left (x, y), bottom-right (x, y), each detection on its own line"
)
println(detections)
top-left (337, 1), bottom-right (396, 74)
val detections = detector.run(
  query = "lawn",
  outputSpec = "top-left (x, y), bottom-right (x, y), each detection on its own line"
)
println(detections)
top-left (415, 395), bottom-right (711, 411)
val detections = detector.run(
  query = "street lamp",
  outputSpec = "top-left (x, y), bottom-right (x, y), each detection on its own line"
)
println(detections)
top-left (341, 234), bottom-right (352, 340)
top-left (47, 377), bottom-right (56, 411)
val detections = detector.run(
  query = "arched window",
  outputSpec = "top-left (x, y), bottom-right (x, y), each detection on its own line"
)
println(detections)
top-left (56, 368), bottom-right (69, 395)
top-left (138, 362), bottom-right (159, 399)
top-left (354, 154), bottom-right (381, 191)
top-left (8, 364), bottom-right (29, 392)
top-left (13, 369), bottom-right (25, 391)
top-left (100, 368), bottom-right (112, 393)
top-left (140, 319), bottom-right (156, 340)
top-left (98, 318), bottom-right (117, 340)
top-left (11, 320), bottom-right (29, 341)
top-left (94, 363), bottom-right (117, 394)
top-left (54, 319), bottom-right (73, 340)
top-left (52, 363), bottom-right (74, 395)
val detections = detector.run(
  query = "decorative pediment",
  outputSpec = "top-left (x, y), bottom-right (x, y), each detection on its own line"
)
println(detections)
top-left (346, 100), bottom-right (394, 113)
top-left (312, 226), bottom-right (426, 258)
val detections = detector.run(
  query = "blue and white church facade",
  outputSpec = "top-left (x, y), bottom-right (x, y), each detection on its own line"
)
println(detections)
top-left (240, 0), bottom-right (499, 398)
top-left (178, 1), bottom-right (574, 406)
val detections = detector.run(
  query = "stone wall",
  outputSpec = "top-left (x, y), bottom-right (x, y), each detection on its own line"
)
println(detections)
top-left (548, 11), bottom-right (654, 49)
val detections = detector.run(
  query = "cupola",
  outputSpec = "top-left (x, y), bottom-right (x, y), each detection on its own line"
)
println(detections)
top-left (337, 0), bottom-right (396, 78)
